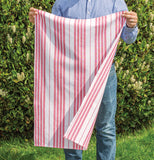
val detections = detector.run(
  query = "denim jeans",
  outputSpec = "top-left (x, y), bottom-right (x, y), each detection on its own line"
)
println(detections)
top-left (64, 63), bottom-right (117, 160)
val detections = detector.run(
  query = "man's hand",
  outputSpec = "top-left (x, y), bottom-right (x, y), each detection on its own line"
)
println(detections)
top-left (29, 7), bottom-right (38, 24)
top-left (122, 11), bottom-right (138, 28)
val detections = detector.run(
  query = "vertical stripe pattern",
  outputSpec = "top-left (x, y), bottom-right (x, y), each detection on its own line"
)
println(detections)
top-left (34, 10), bottom-right (126, 150)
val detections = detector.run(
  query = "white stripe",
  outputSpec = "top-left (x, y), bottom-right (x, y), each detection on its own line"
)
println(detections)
top-left (45, 13), bottom-right (50, 146)
top-left (85, 18), bottom-right (91, 94)
top-left (49, 15), bottom-right (55, 147)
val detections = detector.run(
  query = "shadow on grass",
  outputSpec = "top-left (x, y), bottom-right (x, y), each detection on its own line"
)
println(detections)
top-left (0, 148), bottom-right (37, 160)
top-left (0, 151), bottom-right (36, 160)
top-left (19, 154), bottom-right (36, 160)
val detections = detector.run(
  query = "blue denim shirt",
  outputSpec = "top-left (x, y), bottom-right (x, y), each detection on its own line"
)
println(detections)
top-left (52, 0), bottom-right (138, 45)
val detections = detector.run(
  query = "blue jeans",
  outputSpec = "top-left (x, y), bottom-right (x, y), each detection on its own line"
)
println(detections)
top-left (64, 63), bottom-right (117, 160)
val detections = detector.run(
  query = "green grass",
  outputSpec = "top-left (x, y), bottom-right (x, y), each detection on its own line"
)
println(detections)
top-left (116, 125), bottom-right (154, 160)
top-left (0, 125), bottom-right (153, 160)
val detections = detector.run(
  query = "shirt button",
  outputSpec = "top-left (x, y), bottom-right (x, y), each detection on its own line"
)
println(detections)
top-left (88, 11), bottom-right (90, 15)
top-left (89, 0), bottom-right (91, 2)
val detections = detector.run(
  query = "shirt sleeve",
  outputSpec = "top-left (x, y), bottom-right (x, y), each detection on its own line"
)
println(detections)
top-left (114, 0), bottom-right (138, 44)
top-left (51, 0), bottom-right (62, 16)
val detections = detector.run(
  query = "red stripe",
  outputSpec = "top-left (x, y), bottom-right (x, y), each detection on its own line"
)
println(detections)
top-left (82, 97), bottom-right (100, 148)
top-left (38, 10), bottom-right (41, 146)
top-left (110, 14), bottom-right (112, 49)
top-left (115, 13), bottom-right (118, 39)
top-left (43, 10), bottom-right (46, 147)
top-left (102, 17), bottom-right (105, 63)
top-left (95, 18), bottom-right (97, 75)
top-left (59, 16), bottom-right (63, 148)
top-left (42, 11), bottom-right (44, 146)
top-left (76, 20), bottom-right (80, 152)
top-left (117, 12), bottom-right (119, 34)
top-left (74, 20), bottom-right (77, 117)
top-left (101, 17), bottom-right (103, 64)
top-left (122, 12), bottom-right (124, 28)
top-left (119, 12), bottom-right (121, 34)
top-left (83, 20), bottom-right (86, 97)
top-left (119, 12), bottom-right (120, 30)
top-left (74, 19), bottom-right (77, 118)
top-left (80, 108), bottom-right (97, 148)
top-left (78, 19), bottom-right (81, 150)
top-left (41, 11), bottom-right (44, 147)
top-left (77, 20), bottom-right (80, 112)
top-left (42, 10), bottom-right (44, 146)
top-left (34, 14), bottom-right (37, 146)
top-left (48, 14), bottom-right (51, 146)
top-left (73, 20), bottom-right (77, 149)
top-left (89, 19), bottom-right (91, 86)
top-left (75, 21), bottom-right (79, 150)
top-left (40, 10), bottom-right (43, 146)
top-left (74, 20), bottom-right (86, 148)
top-left (37, 11), bottom-right (40, 146)
top-left (76, 20), bottom-right (80, 150)
top-left (56, 16), bottom-right (60, 148)
top-left (84, 112), bottom-right (97, 148)
top-left (53, 16), bottom-right (57, 147)
top-left (98, 17), bottom-right (101, 70)
top-left (34, 14), bottom-right (37, 145)
top-left (68, 20), bottom-right (71, 148)
top-left (80, 20), bottom-right (83, 105)
top-left (104, 16), bottom-right (107, 58)
top-left (62, 18), bottom-right (66, 148)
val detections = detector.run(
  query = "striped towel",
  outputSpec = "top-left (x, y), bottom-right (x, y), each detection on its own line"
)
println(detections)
top-left (34, 10), bottom-right (126, 150)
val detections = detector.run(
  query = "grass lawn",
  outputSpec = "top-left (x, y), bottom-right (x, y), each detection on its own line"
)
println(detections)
top-left (0, 125), bottom-right (153, 160)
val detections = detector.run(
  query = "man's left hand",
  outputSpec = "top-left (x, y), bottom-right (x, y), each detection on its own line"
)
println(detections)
top-left (122, 11), bottom-right (138, 28)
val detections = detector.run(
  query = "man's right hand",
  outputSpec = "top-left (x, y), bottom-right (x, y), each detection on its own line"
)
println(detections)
top-left (29, 7), bottom-right (38, 24)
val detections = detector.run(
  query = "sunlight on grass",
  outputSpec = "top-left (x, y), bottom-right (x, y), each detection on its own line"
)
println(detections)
top-left (0, 126), bottom-right (153, 160)
top-left (116, 126), bottom-right (154, 160)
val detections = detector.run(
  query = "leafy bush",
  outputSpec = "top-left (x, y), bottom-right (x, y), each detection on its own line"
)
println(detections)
top-left (0, 0), bottom-right (153, 139)
top-left (115, 0), bottom-right (153, 134)
top-left (0, 0), bottom-right (55, 139)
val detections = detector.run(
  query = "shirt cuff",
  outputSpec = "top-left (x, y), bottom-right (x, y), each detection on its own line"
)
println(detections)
top-left (125, 24), bottom-right (138, 32)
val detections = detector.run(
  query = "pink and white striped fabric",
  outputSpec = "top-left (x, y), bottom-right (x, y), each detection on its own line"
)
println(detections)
top-left (34, 10), bottom-right (126, 150)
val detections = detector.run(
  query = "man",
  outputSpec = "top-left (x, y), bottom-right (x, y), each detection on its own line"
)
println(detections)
top-left (29, 0), bottom-right (138, 159)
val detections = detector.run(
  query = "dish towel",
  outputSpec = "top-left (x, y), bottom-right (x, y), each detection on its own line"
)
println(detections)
top-left (34, 10), bottom-right (126, 150)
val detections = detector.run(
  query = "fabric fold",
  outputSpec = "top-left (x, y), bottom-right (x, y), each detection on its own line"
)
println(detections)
top-left (34, 10), bottom-right (126, 150)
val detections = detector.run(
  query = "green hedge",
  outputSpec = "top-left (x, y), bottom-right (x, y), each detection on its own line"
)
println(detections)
top-left (0, 0), bottom-right (153, 139)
